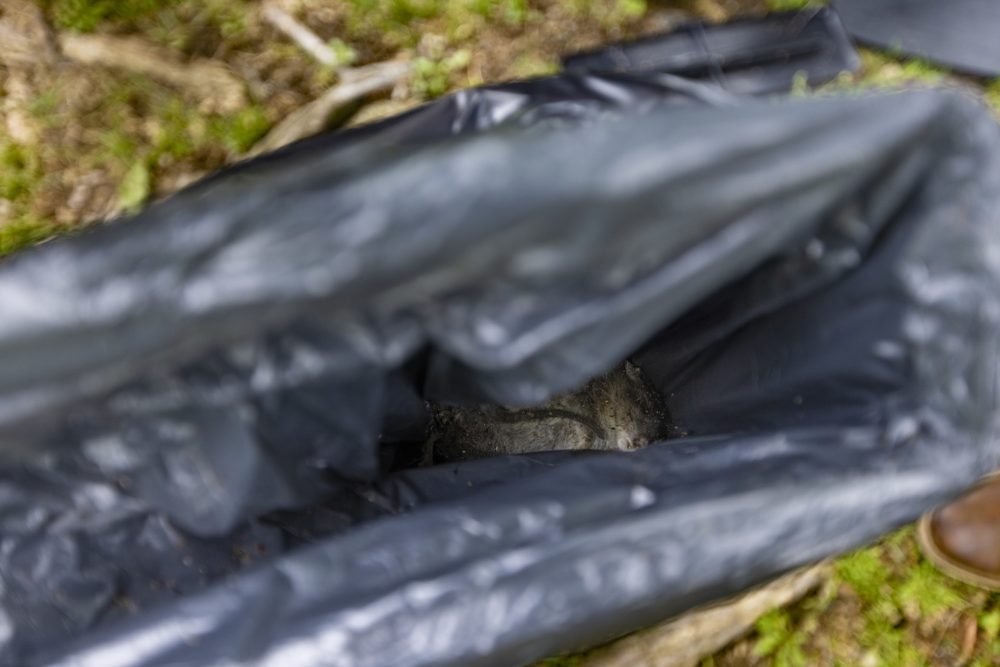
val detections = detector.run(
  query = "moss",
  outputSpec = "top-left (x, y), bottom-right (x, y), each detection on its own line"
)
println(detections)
top-left (836, 549), bottom-right (891, 605)
top-left (341, 0), bottom-right (446, 48)
top-left (117, 161), bottom-right (151, 212)
top-left (41, 0), bottom-right (178, 33)
top-left (0, 217), bottom-right (57, 256)
top-left (754, 608), bottom-right (808, 667)
top-left (202, 1), bottom-right (250, 40)
top-left (0, 142), bottom-right (43, 204)
top-left (896, 561), bottom-right (965, 618)
top-left (571, 0), bottom-right (647, 27)
top-left (412, 50), bottom-right (472, 99)
top-left (208, 106), bottom-right (272, 155)
top-left (99, 131), bottom-right (139, 166)
top-left (534, 657), bottom-right (583, 667)
top-left (109, 83), bottom-right (269, 174)
top-left (27, 88), bottom-right (61, 120)
top-left (43, 0), bottom-right (251, 58)
top-left (984, 79), bottom-right (1000, 117)
top-left (335, 0), bottom-right (644, 57)
top-left (151, 98), bottom-right (199, 162)
top-left (511, 55), bottom-right (561, 79)
top-left (767, 0), bottom-right (821, 11)
top-left (858, 50), bottom-right (946, 87)
top-left (614, 0), bottom-right (647, 21)
top-left (328, 39), bottom-right (359, 68)
top-left (980, 608), bottom-right (1000, 641)
top-left (746, 528), bottom-right (980, 665)
top-left (500, 0), bottom-right (530, 27)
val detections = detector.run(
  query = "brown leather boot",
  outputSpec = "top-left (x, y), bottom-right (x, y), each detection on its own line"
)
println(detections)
top-left (917, 474), bottom-right (1000, 590)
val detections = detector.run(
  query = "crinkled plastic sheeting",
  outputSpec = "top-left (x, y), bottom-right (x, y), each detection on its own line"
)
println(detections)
top-left (836, 0), bottom-right (1000, 78)
top-left (563, 8), bottom-right (859, 93)
top-left (1, 72), bottom-right (999, 666)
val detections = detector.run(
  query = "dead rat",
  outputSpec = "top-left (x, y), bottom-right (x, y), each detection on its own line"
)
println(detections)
top-left (428, 361), bottom-right (670, 462)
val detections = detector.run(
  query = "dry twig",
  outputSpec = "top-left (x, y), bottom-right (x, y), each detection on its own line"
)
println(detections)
top-left (579, 563), bottom-right (830, 667)
top-left (261, 2), bottom-right (339, 68)
top-left (0, 0), bottom-right (59, 66)
top-left (248, 60), bottom-right (410, 155)
top-left (58, 34), bottom-right (247, 113)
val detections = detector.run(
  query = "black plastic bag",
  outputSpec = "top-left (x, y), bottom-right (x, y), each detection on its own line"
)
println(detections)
top-left (836, 0), bottom-right (1000, 77)
top-left (2, 69), bottom-right (1000, 667)
top-left (563, 8), bottom-right (859, 93)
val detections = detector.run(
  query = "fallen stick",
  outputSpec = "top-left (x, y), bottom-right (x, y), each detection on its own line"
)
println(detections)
top-left (0, 0), bottom-right (59, 66)
top-left (58, 33), bottom-right (247, 113)
top-left (261, 2), bottom-right (339, 68)
top-left (0, 1), bottom-right (60, 145)
top-left (578, 563), bottom-right (830, 667)
top-left (247, 60), bottom-right (411, 156)
top-left (0, 23), bottom-right (37, 66)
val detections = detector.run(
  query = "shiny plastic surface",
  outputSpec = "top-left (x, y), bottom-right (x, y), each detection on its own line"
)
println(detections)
top-left (1, 74), bottom-right (999, 666)
top-left (563, 8), bottom-right (859, 93)
top-left (836, 0), bottom-right (1000, 77)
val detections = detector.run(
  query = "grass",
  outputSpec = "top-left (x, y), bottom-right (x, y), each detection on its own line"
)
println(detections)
top-left (210, 106), bottom-right (273, 154)
top-left (707, 528), bottom-right (1000, 666)
top-left (537, 657), bottom-right (583, 667)
top-left (858, 50), bottom-right (947, 87)
top-left (0, 217), bottom-right (58, 256)
top-left (412, 50), bottom-right (472, 98)
top-left (40, 0), bottom-right (173, 32)
top-left (541, 526), bottom-right (999, 665)
top-left (0, 141), bottom-right (43, 204)
top-left (766, 0), bottom-right (818, 11)
top-left (2, 0), bottom-right (655, 257)
top-left (334, 0), bottom-right (644, 48)
top-left (41, 0), bottom-right (252, 44)
top-left (985, 80), bottom-right (1000, 117)
top-left (117, 161), bottom-right (151, 213)
top-left (753, 609), bottom-right (809, 667)
top-left (0, 58), bottom-right (274, 237)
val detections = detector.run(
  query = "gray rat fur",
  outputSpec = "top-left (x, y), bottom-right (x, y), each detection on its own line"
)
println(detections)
top-left (428, 361), bottom-right (669, 462)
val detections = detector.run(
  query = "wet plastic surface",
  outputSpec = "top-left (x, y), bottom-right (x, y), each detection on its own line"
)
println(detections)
top-left (563, 8), bottom-right (859, 93)
top-left (2, 69), bottom-right (1000, 666)
top-left (836, 0), bottom-right (1000, 77)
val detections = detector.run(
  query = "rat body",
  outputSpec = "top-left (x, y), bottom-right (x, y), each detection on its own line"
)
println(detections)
top-left (429, 361), bottom-right (669, 462)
